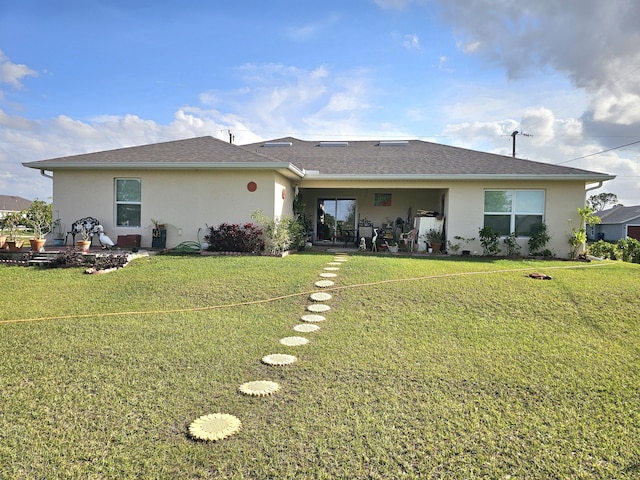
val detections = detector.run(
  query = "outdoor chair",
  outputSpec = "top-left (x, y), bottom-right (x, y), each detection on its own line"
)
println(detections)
top-left (67, 217), bottom-right (101, 245)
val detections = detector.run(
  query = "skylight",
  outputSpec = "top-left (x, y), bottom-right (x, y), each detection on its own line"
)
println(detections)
top-left (378, 140), bottom-right (409, 146)
top-left (318, 141), bottom-right (349, 147)
top-left (263, 142), bottom-right (293, 147)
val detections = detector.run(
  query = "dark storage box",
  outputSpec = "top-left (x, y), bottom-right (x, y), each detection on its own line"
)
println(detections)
top-left (117, 234), bottom-right (141, 248)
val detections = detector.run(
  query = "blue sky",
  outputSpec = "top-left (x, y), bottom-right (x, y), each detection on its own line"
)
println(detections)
top-left (1, 0), bottom-right (639, 205)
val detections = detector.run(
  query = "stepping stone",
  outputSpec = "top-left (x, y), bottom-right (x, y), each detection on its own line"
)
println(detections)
top-left (323, 267), bottom-right (339, 271)
top-left (301, 314), bottom-right (326, 323)
top-left (333, 258), bottom-right (348, 262)
top-left (239, 380), bottom-right (280, 397)
top-left (261, 354), bottom-right (297, 365)
top-left (310, 292), bottom-right (332, 302)
top-left (327, 262), bottom-right (341, 266)
top-left (280, 336), bottom-right (309, 346)
top-left (189, 413), bottom-right (242, 442)
top-left (293, 324), bottom-right (320, 333)
top-left (307, 304), bottom-right (330, 313)
top-left (315, 280), bottom-right (334, 288)
top-left (319, 272), bottom-right (337, 278)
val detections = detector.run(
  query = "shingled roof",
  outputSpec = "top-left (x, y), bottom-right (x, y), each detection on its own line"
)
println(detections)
top-left (243, 137), bottom-right (614, 180)
top-left (596, 205), bottom-right (640, 224)
top-left (24, 135), bottom-right (614, 182)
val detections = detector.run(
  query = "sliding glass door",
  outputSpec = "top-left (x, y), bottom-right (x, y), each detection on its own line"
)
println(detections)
top-left (316, 198), bottom-right (357, 244)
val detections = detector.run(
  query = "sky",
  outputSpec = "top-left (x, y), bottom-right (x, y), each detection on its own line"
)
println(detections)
top-left (1, 0), bottom-right (639, 206)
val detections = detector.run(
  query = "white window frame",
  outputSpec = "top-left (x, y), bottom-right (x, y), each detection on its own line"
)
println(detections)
top-left (483, 189), bottom-right (545, 236)
top-left (115, 178), bottom-right (142, 228)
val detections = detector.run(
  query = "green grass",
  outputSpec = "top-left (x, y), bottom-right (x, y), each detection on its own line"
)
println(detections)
top-left (1, 253), bottom-right (639, 479)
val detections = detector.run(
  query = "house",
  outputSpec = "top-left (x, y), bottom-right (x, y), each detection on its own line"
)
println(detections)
top-left (589, 205), bottom-right (640, 242)
top-left (0, 195), bottom-right (32, 219)
top-left (23, 135), bottom-right (615, 257)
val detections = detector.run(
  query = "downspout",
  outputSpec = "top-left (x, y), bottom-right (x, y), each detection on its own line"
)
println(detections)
top-left (585, 181), bottom-right (603, 194)
top-left (40, 169), bottom-right (53, 179)
top-left (584, 181), bottom-right (604, 244)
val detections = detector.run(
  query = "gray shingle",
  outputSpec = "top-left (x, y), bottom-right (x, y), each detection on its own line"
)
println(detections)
top-left (596, 205), bottom-right (640, 224)
top-left (24, 135), bottom-right (613, 181)
top-left (242, 137), bottom-right (611, 177)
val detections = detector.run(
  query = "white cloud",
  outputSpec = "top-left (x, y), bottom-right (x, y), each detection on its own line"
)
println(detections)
top-left (285, 13), bottom-right (341, 42)
top-left (0, 50), bottom-right (37, 89)
top-left (402, 34), bottom-right (421, 51)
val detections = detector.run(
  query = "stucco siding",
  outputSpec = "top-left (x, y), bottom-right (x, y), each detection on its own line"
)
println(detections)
top-left (448, 180), bottom-right (587, 256)
top-left (53, 169), bottom-right (293, 248)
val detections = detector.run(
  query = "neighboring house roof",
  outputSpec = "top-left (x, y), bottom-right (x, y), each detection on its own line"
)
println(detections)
top-left (0, 195), bottom-right (32, 213)
top-left (596, 205), bottom-right (640, 224)
top-left (23, 135), bottom-right (615, 182)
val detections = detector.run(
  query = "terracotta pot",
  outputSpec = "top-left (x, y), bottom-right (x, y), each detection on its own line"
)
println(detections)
top-left (430, 242), bottom-right (442, 252)
top-left (6, 240), bottom-right (24, 251)
top-left (0, 235), bottom-right (6, 249)
top-left (30, 238), bottom-right (47, 252)
top-left (76, 240), bottom-right (91, 252)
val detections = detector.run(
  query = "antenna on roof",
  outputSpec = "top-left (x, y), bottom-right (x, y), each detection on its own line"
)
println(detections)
top-left (228, 130), bottom-right (235, 144)
top-left (510, 130), bottom-right (532, 157)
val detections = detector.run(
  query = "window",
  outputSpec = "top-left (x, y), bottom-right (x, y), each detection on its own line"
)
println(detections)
top-left (484, 190), bottom-right (544, 236)
top-left (115, 178), bottom-right (141, 227)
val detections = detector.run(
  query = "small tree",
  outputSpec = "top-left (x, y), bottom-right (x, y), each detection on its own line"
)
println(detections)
top-left (478, 226), bottom-right (501, 256)
top-left (503, 232), bottom-right (521, 256)
top-left (251, 210), bottom-right (303, 255)
top-left (528, 223), bottom-right (551, 256)
top-left (24, 199), bottom-right (53, 239)
top-left (1, 211), bottom-right (24, 241)
top-left (569, 206), bottom-right (600, 259)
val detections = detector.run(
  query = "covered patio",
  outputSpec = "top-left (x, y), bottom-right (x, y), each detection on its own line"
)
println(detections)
top-left (299, 186), bottom-right (448, 250)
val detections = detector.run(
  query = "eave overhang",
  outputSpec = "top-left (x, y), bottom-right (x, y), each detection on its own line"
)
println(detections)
top-left (298, 173), bottom-right (617, 182)
top-left (22, 161), bottom-right (306, 180)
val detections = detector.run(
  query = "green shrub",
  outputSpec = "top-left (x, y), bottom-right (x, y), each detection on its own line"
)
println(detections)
top-left (204, 222), bottom-right (265, 253)
top-left (478, 226), bottom-right (501, 256)
top-left (251, 211), bottom-right (304, 255)
top-left (616, 237), bottom-right (640, 263)
top-left (588, 240), bottom-right (617, 260)
top-left (503, 232), bottom-right (521, 256)
top-left (528, 223), bottom-right (551, 256)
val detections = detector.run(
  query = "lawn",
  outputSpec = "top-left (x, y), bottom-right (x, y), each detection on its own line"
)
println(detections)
top-left (1, 253), bottom-right (639, 479)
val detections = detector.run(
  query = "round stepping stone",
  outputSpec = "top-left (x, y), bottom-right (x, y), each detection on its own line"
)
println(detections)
top-left (327, 262), bottom-right (341, 266)
top-left (293, 324), bottom-right (320, 333)
top-left (261, 354), bottom-right (297, 365)
top-left (323, 267), bottom-right (339, 271)
top-left (319, 272), bottom-right (337, 278)
top-left (310, 292), bottom-right (332, 302)
top-left (301, 314), bottom-right (326, 323)
top-left (333, 258), bottom-right (348, 262)
top-left (307, 303), bottom-right (330, 313)
top-left (189, 413), bottom-right (241, 442)
top-left (315, 280), bottom-right (334, 288)
top-left (280, 336), bottom-right (309, 346)
top-left (238, 380), bottom-right (280, 397)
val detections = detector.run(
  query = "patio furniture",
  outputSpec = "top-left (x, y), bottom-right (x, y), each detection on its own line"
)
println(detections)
top-left (66, 217), bottom-right (101, 246)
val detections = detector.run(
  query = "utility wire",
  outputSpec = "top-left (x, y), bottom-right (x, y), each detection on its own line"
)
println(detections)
top-left (555, 139), bottom-right (640, 165)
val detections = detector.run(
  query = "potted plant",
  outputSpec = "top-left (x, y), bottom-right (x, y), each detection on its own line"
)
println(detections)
top-left (385, 239), bottom-right (399, 253)
top-left (427, 228), bottom-right (445, 252)
top-left (0, 216), bottom-right (6, 249)
top-left (3, 211), bottom-right (25, 251)
top-left (76, 224), bottom-right (92, 251)
top-left (24, 199), bottom-right (53, 252)
top-left (150, 218), bottom-right (167, 249)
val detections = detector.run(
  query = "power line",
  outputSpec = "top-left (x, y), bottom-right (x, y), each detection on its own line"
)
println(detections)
top-left (556, 139), bottom-right (640, 165)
